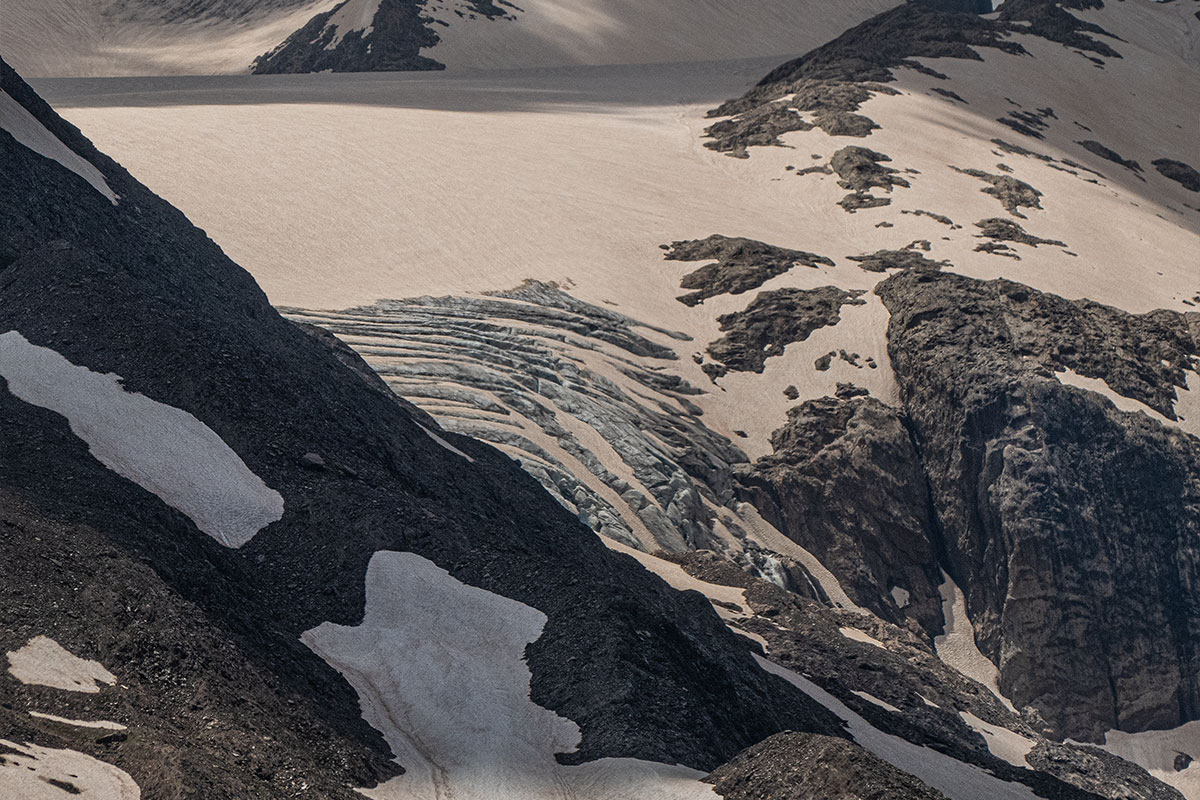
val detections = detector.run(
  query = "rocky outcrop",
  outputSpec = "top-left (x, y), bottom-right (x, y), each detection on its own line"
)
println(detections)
top-left (953, 167), bottom-right (1045, 218)
top-left (974, 218), bottom-right (1066, 258)
top-left (733, 395), bottom-right (946, 636)
top-left (704, 287), bottom-right (867, 377)
top-left (831, 146), bottom-right (911, 212)
top-left (664, 235), bottom-right (834, 306)
top-left (877, 268), bottom-right (1200, 741)
top-left (849, 248), bottom-right (947, 273)
top-left (1077, 140), bottom-right (1142, 173)
top-left (1153, 158), bottom-right (1200, 192)
top-left (705, 732), bottom-right (949, 800)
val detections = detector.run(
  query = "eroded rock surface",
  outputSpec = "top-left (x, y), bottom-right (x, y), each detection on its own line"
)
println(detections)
top-left (664, 235), bottom-right (834, 307)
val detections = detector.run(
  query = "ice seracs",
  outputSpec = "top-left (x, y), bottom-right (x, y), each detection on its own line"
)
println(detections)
top-left (7, 636), bottom-right (116, 694)
top-left (0, 331), bottom-right (284, 548)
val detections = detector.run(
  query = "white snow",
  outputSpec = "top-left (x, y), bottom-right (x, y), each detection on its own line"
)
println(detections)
top-left (839, 626), bottom-right (889, 651)
top-left (323, 0), bottom-right (381, 49)
top-left (890, 586), bottom-right (911, 608)
top-left (851, 690), bottom-right (901, 714)
top-left (28, 711), bottom-right (127, 731)
top-left (0, 88), bottom-right (115, 203)
top-left (959, 711), bottom-right (1034, 768)
top-left (1101, 720), bottom-right (1200, 799)
top-left (304, 550), bottom-right (716, 800)
top-left (6, 636), bottom-right (116, 694)
top-left (0, 331), bottom-right (284, 548)
top-left (934, 570), bottom-right (1016, 713)
top-left (0, 740), bottom-right (140, 800)
top-left (1055, 367), bottom-right (1200, 438)
top-left (755, 654), bottom-right (1039, 800)
top-left (418, 423), bottom-right (475, 463)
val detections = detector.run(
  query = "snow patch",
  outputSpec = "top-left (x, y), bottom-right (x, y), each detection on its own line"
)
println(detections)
top-left (852, 690), bottom-right (901, 714)
top-left (0, 740), bottom-right (140, 800)
top-left (304, 550), bottom-right (716, 800)
top-left (0, 89), bottom-right (116, 203)
top-left (959, 711), bottom-right (1034, 768)
top-left (1055, 367), bottom-right (1199, 437)
top-left (1101, 720), bottom-right (1200, 800)
top-left (755, 655), bottom-right (1039, 800)
top-left (934, 571), bottom-right (1016, 712)
top-left (890, 586), bottom-right (911, 608)
top-left (6, 636), bottom-right (116, 694)
top-left (839, 626), bottom-right (888, 651)
top-left (0, 331), bottom-right (284, 548)
top-left (419, 423), bottom-right (475, 463)
top-left (28, 711), bottom-right (127, 731)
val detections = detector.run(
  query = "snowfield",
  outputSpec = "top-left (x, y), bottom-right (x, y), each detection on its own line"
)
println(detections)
top-left (303, 550), bottom-right (717, 800)
top-left (6, 635), bottom-right (116, 693)
top-left (0, 331), bottom-right (284, 548)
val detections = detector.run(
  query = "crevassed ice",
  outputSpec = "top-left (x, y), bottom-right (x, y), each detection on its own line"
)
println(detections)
top-left (304, 550), bottom-right (716, 800)
top-left (0, 89), bottom-right (117, 203)
top-left (0, 331), bottom-right (283, 548)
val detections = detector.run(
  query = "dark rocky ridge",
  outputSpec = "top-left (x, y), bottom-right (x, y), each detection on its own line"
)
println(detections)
top-left (1076, 140), bottom-right (1142, 173)
top-left (877, 269), bottom-right (1200, 741)
top-left (663, 235), bottom-right (834, 306)
top-left (0, 55), bottom-right (848, 795)
top-left (704, 286), bottom-right (868, 378)
top-left (849, 248), bottom-right (948, 273)
top-left (705, 0), bottom-right (1121, 157)
top-left (953, 166), bottom-right (1045, 217)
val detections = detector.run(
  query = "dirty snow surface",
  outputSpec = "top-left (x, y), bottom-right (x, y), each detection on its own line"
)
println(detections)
top-left (0, 88), bottom-right (116, 203)
top-left (0, 740), bottom-right (141, 799)
top-left (6, 636), bottom-right (116, 693)
top-left (0, 331), bottom-right (283, 547)
top-left (304, 550), bottom-right (716, 800)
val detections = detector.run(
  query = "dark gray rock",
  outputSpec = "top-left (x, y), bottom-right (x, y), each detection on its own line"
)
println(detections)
top-left (849, 249), bottom-right (947, 273)
top-left (705, 287), bottom-right (867, 375)
top-left (1076, 140), bottom-right (1142, 173)
top-left (952, 167), bottom-right (1045, 218)
top-left (664, 235), bottom-right (834, 307)
top-left (1153, 158), bottom-right (1200, 192)
top-left (877, 268), bottom-right (1200, 741)
top-left (733, 395), bottom-right (945, 636)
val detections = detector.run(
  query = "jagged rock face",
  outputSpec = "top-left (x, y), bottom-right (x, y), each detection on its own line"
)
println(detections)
top-left (733, 396), bottom-right (945, 637)
top-left (0, 55), bottom-right (849, 791)
top-left (877, 269), bottom-right (1200, 741)
top-left (704, 731), bottom-right (950, 800)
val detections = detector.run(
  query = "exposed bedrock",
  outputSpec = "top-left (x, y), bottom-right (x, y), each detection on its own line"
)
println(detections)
top-left (663, 235), bottom-right (834, 306)
top-left (877, 269), bottom-right (1200, 741)
top-left (952, 167), bottom-right (1045, 218)
top-left (704, 286), bottom-right (867, 377)
top-left (1153, 158), bottom-right (1200, 193)
top-left (733, 396), bottom-right (946, 637)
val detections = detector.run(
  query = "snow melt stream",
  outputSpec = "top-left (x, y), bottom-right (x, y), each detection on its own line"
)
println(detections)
top-left (0, 331), bottom-right (283, 548)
